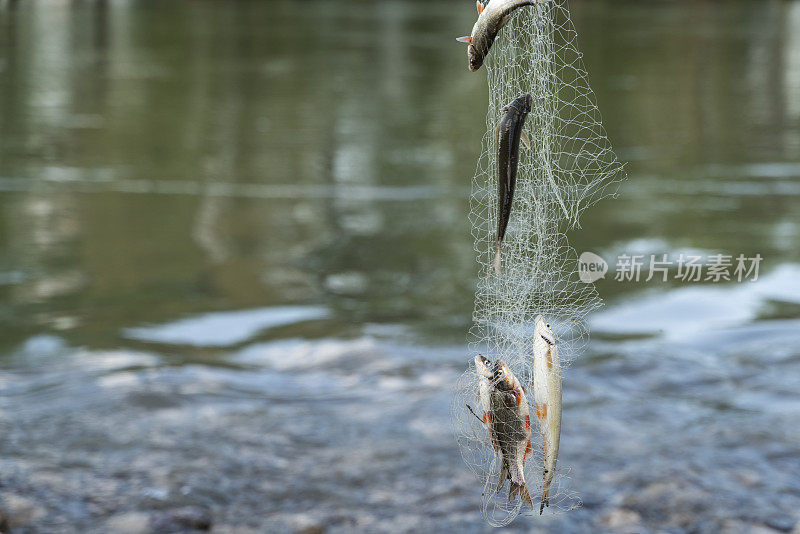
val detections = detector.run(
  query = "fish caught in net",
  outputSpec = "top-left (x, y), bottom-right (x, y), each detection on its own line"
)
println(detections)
top-left (452, 0), bottom-right (625, 526)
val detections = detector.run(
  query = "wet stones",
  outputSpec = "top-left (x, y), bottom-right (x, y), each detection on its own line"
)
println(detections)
top-left (0, 495), bottom-right (46, 530)
top-left (149, 506), bottom-right (212, 532)
top-left (104, 512), bottom-right (150, 534)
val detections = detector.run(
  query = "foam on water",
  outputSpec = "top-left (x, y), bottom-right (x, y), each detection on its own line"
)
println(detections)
top-left (123, 305), bottom-right (329, 347)
top-left (593, 263), bottom-right (800, 338)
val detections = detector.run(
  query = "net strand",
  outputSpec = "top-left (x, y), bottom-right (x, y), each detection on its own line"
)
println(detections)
top-left (452, 0), bottom-right (625, 526)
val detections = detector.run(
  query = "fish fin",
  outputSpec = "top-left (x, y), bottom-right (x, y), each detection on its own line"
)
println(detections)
top-left (523, 438), bottom-right (532, 466)
top-left (456, 35), bottom-right (473, 44)
top-left (494, 121), bottom-right (501, 146)
top-left (521, 130), bottom-right (531, 150)
top-left (476, 1), bottom-right (484, 15)
top-left (496, 462), bottom-right (509, 490)
top-left (491, 242), bottom-right (502, 276)
top-left (540, 482), bottom-right (551, 515)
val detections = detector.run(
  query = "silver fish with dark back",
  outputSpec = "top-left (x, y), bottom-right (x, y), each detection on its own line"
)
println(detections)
top-left (457, 0), bottom-right (542, 72)
top-left (533, 316), bottom-right (561, 514)
top-left (491, 93), bottom-right (533, 276)
top-left (471, 355), bottom-right (534, 508)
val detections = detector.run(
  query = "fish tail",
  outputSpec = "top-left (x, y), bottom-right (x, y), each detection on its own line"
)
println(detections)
top-left (509, 481), bottom-right (533, 508)
top-left (540, 480), bottom-right (552, 515)
top-left (491, 242), bottom-right (502, 276)
top-left (506, 462), bottom-right (532, 507)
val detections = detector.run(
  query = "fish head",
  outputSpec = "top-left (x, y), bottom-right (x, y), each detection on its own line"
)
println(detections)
top-left (474, 354), bottom-right (493, 378)
top-left (508, 93), bottom-right (533, 114)
top-left (535, 315), bottom-right (556, 346)
top-left (492, 359), bottom-right (516, 391)
top-left (467, 43), bottom-right (483, 72)
top-left (522, 93), bottom-right (533, 113)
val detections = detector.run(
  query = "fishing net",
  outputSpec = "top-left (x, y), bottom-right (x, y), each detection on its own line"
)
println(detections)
top-left (452, 0), bottom-right (625, 526)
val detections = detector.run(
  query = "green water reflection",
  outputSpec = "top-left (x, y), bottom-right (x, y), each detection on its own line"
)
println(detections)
top-left (1, 0), bottom-right (799, 351)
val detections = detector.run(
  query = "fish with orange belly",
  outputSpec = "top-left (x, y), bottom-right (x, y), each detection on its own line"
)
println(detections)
top-left (470, 355), bottom-right (534, 507)
top-left (532, 315), bottom-right (562, 514)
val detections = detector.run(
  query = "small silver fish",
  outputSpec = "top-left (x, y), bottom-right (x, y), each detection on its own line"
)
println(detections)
top-left (532, 315), bottom-right (561, 514)
top-left (491, 93), bottom-right (532, 276)
top-left (457, 0), bottom-right (542, 72)
top-left (472, 355), bottom-right (533, 507)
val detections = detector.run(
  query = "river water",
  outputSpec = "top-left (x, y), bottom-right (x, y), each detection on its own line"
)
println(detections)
top-left (1, 1), bottom-right (800, 532)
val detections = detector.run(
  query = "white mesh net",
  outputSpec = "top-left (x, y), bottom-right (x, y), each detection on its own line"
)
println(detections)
top-left (452, 0), bottom-right (625, 526)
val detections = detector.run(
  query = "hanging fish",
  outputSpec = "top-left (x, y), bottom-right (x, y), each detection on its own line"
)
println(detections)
top-left (491, 93), bottom-right (532, 276)
top-left (469, 355), bottom-right (534, 507)
top-left (532, 315), bottom-right (562, 514)
top-left (473, 355), bottom-right (494, 433)
top-left (457, 0), bottom-right (541, 72)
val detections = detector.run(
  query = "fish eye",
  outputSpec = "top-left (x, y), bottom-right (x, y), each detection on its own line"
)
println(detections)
top-left (546, 323), bottom-right (550, 328)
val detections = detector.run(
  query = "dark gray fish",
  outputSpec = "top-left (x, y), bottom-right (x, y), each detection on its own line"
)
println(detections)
top-left (457, 0), bottom-right (542, 72)
top-left (492, 93), bottom-right (533, 276)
